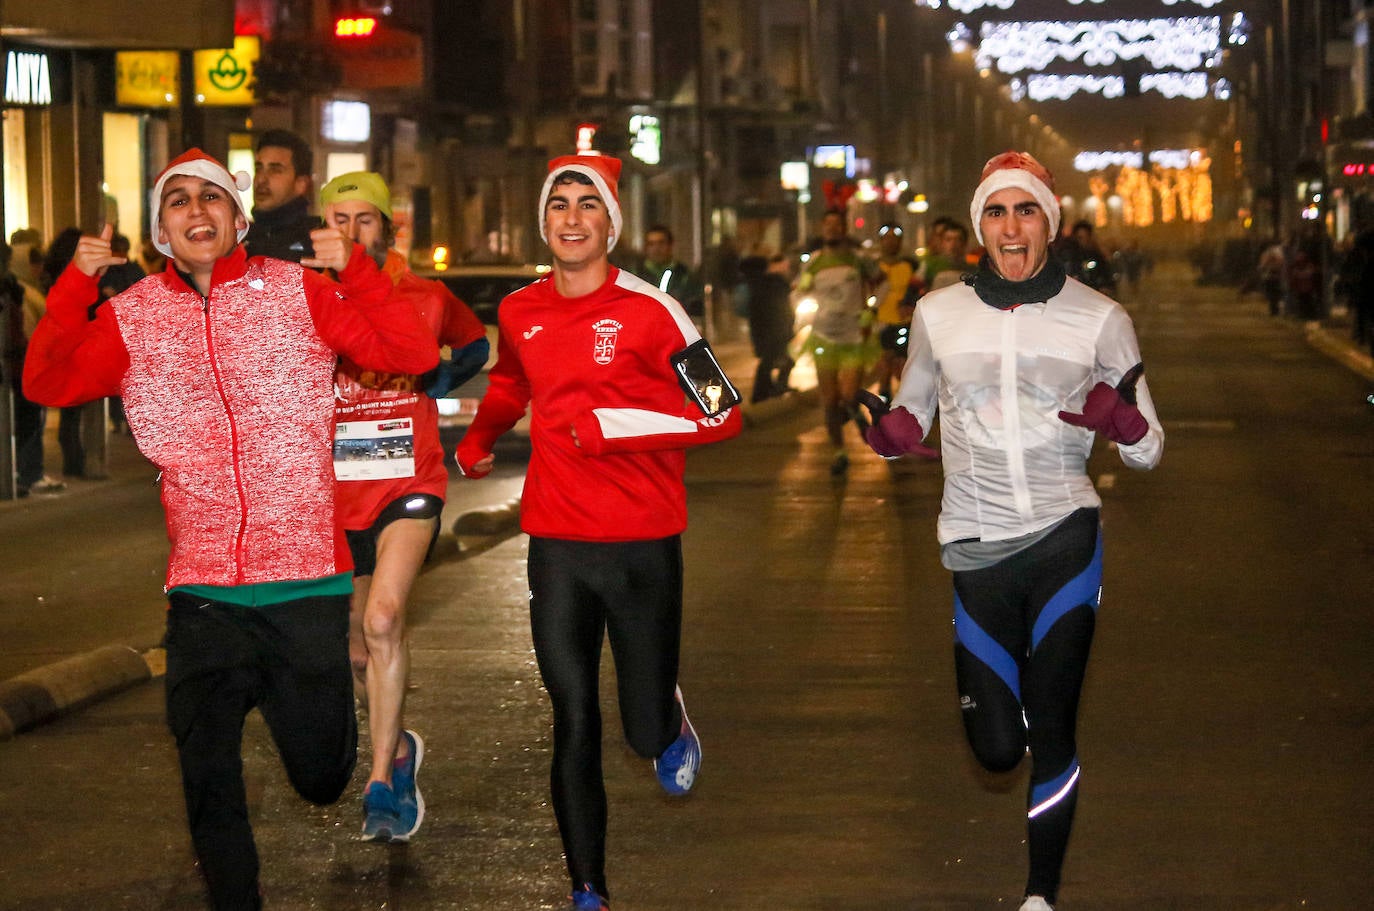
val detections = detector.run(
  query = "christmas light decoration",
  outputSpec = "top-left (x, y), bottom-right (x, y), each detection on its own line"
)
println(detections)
top-left (972, 17), bottom-right (1222, 74)
top-left (1014, 71), bottom-right (1228, 102)
top-left (1065, 152), bottom-right (1212, 226)
top-left (924, 0), bottom-right (1225, 9)
top-left (1139, 71), bottom-right (1209, 99)
top-left (1073, 149), bottom-right (1203, 173)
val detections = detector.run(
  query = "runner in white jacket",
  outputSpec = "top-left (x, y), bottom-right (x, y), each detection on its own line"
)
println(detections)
top-left (864, 151), bottom-right (1163, 911)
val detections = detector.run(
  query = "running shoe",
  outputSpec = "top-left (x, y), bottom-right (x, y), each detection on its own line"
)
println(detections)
top-left (392, 729), bottom-right (425, 840)
top-left (360, 780), bottom-right (401, 842)
top-left (1018, 897), bottom-right (1054, 911)
top-left (568, 883), bottom-right (609, 911)
top-left (29, 476), bottom-right (66, 494)
top-left (653, 685), bottom-right (701, 796)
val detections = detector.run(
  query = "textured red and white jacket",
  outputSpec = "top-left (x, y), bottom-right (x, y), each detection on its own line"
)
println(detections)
top-left (333, 249), bottom-right (486, 530)
top-left (456, 267), bottom-right (742, 541)
top-left (23, 245), bottom-right (439, 589)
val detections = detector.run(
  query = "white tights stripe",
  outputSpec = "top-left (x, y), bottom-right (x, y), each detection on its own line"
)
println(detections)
top-left (1027, 766), bottom-right (1080, 819)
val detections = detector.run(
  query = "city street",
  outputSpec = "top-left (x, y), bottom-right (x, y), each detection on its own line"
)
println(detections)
top-left (1, 262), bottom-right (1371, 910)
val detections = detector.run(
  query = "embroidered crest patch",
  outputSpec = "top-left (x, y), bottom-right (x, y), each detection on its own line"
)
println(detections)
top-left (592, 318), bottom-right (622, 365)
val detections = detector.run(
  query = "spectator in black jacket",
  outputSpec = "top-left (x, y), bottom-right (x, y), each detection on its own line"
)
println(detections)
top-left (738, 254), bottom-right (796, 403)
top-left (245, 129), bottom-right (322, 262)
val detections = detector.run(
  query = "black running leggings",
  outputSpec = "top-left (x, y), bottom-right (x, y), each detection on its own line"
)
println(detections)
top-left (527, 535), bottom-right (686, 898)
top-left (951, 508), bottom-right (1102, 904)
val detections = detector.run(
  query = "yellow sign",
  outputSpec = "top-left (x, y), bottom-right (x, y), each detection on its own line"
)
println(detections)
top-left (193, 35), bottom-right (259, 107)
top-left (116, 51), bottom-right (180, 108)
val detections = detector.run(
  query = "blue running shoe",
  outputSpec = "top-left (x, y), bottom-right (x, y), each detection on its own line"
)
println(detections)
top-left (653, 685), bottom-right (701, 796)
top-left (392, 730), bottom-right (425, 841)
top-left (568, 883), bottom-right (609, 910)
top-left (360, 781), bottom-right (401, 842)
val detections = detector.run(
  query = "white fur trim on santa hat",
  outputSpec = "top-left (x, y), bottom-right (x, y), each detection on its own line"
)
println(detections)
top-left (969, 168), bottom-right (1061, 246)
top-left (149, 156), bottom-right (252, 258)
top-left (537, 161), bottom-right (623, 253)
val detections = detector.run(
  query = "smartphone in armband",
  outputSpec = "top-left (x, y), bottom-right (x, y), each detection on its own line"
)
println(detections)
top-left (670, 339), bottom-right (741, 417)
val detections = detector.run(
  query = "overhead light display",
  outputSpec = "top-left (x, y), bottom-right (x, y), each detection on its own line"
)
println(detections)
top-left (925, 0), bottom-right (1224, 9)
top-left (972, 17), bottom-right (1222, 74)
top-left (1070, 151), bottom-right (1212, 226)
top-left (1011, 71), bottom-right (1231, 102)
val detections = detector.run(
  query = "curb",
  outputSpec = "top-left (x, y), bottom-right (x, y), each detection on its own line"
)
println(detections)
top-left (0, 645), bottom-right (156, 742)
top-left (1303, 321), bottom-right (1374, 382)
top-left (0, 498), bottom-right (529, 744)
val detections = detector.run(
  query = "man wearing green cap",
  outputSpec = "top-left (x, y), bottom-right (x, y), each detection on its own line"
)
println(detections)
top-left (319, 170), bottom-right (489, 843)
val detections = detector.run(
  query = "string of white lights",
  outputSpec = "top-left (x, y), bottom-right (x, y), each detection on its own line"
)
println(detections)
top-left (1014, 72), bottom-right (1233, 101)
top-left (973, 17), bottom-right (1222, 74)
top-left (923, 0), bottom-right (1224, 9)
top-left (1073, 149), bottom-right (1204, 172)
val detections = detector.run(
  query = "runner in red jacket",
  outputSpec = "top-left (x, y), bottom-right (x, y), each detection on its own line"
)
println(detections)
top-left (320, 170), bottom-right (489, 845)
top-left (456, 154), bottom-right (741, 911)
top-left (23, 149), bottom-right (438, 911)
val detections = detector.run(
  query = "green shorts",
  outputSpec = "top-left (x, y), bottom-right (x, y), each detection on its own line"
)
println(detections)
top-left (805, 331), bottom-right (874, 371)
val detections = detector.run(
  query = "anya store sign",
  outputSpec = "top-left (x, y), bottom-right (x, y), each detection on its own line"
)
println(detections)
top-left (4, 48), bottom-right (70, 107)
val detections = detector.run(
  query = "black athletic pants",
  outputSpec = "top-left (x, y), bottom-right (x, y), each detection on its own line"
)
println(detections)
top-left (951, 508), bottom-right (1102, 904)
top-left (164, 593), bottom-right (357, 911)
top-left (527, 535), bottom-right (686, 899)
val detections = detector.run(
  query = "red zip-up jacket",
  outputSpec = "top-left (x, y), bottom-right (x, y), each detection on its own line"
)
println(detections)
top-left (23, 244), bottom-right (439, 589)
top-left (456, 267), bottom-right (742, 541)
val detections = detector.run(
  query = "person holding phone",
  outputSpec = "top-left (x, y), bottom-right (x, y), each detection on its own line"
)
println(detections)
top-left (455, 154), bottom-right (742, 911)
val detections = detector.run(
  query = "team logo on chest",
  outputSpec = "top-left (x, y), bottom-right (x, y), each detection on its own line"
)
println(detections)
top-left (592, 318), bottom-right (623, 365)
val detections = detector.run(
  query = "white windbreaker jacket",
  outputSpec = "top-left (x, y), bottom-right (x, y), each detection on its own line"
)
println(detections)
top-left (893, 275), bottom-right (1163, 545)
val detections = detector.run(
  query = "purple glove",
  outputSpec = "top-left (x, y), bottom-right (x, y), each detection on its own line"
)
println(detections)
top-left (856, 390), bottom-right (940, 459)
top-left (1058, 363), bottom-right (1148, 445)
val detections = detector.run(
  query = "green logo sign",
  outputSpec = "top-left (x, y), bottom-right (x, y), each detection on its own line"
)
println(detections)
top-left (208, 50), bottom-right (247, 93)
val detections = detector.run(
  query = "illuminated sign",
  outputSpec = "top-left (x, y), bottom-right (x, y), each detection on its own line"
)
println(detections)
top-left (336, 17), bottom-right (378, 38)
top-left (332, 17), bottom-right (376, 37)
top-left (193, 35), bottom-right (260, 106)
top-left (780, 161), bottom-right (809, 191)
top-left (4, 50), bottom-right (52, 106)
top-left (629, 114), bottom-right (661, 166)
top-left (812, 145), bottom-right (856, 178)
top-left (332, 22), bottom-right (423, 90)
top-left (116, 51), bottom-right (180, 108)
top-left (322, 100), bottom-right (371, 143)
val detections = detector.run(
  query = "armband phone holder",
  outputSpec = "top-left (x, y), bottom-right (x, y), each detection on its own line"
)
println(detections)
top-left (671, 339), bottom-right (741, 416)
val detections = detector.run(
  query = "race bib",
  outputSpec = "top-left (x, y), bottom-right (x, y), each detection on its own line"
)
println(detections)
top-left (333, 418), bottom-right (416, 481)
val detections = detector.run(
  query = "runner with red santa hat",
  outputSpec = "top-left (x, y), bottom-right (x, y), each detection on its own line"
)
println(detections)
top-left (23, 148), bottom-right (438, 911)
top-left (455, 152), bottom-right (742, 911)
top-left (861, 150), bottom-right (1164, 911)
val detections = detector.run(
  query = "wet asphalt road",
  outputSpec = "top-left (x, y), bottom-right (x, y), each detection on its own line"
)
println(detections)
top-left (0, 263), bottom-right (1371, 910)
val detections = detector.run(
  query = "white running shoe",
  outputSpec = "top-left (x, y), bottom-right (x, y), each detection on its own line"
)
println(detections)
top-left (1019, 897), bottom-right (1054, 911)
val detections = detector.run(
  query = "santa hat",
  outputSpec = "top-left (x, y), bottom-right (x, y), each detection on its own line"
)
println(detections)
top-left (969, 150), bottom-right (1060, 246)
top-left (149, 148), bottom-right (252, 258)
top-left (538, 154), bottom-right (623, 252)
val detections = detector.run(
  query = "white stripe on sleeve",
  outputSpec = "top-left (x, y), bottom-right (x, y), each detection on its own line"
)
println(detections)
top-left (593, 408), bottom-right (697, 440)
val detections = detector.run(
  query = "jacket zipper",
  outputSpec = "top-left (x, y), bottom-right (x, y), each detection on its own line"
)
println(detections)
top-left (201, 293), bottom-right (251, 583)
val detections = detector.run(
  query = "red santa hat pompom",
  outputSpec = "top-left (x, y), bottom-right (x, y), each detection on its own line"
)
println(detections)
top-left (969, 150), bottom-right (1060, 246)
top-left (538, 153), bottom-right (624, 252)
top-left (149, 148), bottom-right (253, 257)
